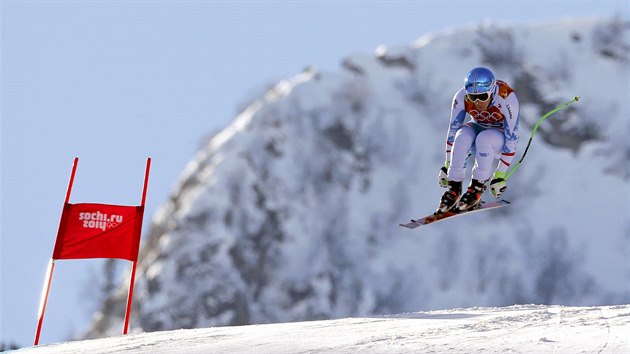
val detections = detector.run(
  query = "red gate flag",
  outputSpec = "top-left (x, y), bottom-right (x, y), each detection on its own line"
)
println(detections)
top-left (35, 157), bottom-right (151, 346)
top-left (52, 203), bottom-right (144, 261)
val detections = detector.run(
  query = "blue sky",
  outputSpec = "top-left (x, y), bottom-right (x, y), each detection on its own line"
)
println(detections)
top-left (2, 0), bottom-right (627, 348)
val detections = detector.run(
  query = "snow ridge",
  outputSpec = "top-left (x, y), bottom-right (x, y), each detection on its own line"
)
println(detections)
top-left (20, 305), bottom-right (630, 353)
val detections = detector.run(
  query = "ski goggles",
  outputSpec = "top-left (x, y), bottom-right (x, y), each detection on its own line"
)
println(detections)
top-left (467, 91), bottom-right (491, 102)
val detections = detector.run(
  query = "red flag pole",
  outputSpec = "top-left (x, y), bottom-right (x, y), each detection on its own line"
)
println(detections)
top-left (123, 261), bottom-right (138, 335)
top-left (141, 158), bottom-right (151, 207)
top-left (64, 157), bottom-right (79, 204)
top-left (123, 158), bottom-right (151, 335)
top-left (34, 260), bottom-right (55, 346)
top-left (35, 157), bottom-right (79, 346)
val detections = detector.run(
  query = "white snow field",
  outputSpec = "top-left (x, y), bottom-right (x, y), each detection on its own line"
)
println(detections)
top-left (15, 304), bottom-right (630, 353)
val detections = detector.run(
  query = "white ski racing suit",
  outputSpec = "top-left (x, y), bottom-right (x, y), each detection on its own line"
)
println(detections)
top-left (444, 80), bottom-right (520, 182)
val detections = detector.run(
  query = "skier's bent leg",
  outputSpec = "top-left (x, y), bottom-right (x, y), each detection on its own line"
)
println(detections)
top-left (471, 128), bottom-right (504, 182)
top-left (448, 125), bottom-right (476, 182)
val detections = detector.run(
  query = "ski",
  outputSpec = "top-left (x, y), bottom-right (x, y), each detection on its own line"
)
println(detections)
top-left (399, 199), bottom-right (510, 229)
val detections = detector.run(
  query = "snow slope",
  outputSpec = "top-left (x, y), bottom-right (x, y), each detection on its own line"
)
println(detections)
top-left (16, 305), bottom-right (630, 353)
top-left (83, 16), bottom-right (630, 339)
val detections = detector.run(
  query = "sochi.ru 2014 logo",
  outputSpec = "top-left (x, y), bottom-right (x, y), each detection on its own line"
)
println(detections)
top-left (79, 211), bottom-right (124, 232)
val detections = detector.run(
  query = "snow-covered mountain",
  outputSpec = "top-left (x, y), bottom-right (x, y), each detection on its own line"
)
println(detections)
top-left (18, 305), bottom-right (630, 353)
top-left (85, 17), bottom-right (629, 338)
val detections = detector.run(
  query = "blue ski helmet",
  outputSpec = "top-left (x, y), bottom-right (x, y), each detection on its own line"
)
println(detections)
top-left (464, 67), bottom-right (496, 94)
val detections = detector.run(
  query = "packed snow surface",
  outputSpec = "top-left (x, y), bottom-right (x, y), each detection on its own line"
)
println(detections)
top-left (17, 304), bottom-right (630, 353)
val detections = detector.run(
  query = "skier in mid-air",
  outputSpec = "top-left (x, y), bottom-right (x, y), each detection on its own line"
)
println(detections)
top-left (436, 66), bottom-right (520, 214)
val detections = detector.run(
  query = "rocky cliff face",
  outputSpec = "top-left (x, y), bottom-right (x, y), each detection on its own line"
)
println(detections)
top-left (85, 17), bottom-right (630, 338)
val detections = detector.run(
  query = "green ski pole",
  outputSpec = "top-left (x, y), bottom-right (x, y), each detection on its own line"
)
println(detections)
top-left (505, 96), bottom-right (580, 181)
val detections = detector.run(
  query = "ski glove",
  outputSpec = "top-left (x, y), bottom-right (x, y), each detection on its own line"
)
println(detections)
top-left (490, 171), bottom-right (507, 198)
top-left (438, 161), bottom-right (450, 188)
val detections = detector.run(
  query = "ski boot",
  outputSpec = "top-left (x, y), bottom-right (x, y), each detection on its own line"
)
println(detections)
top-left (435, 180), bottom-right (462, 214)
top-left (457, 179), bottom-right (487, 212)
